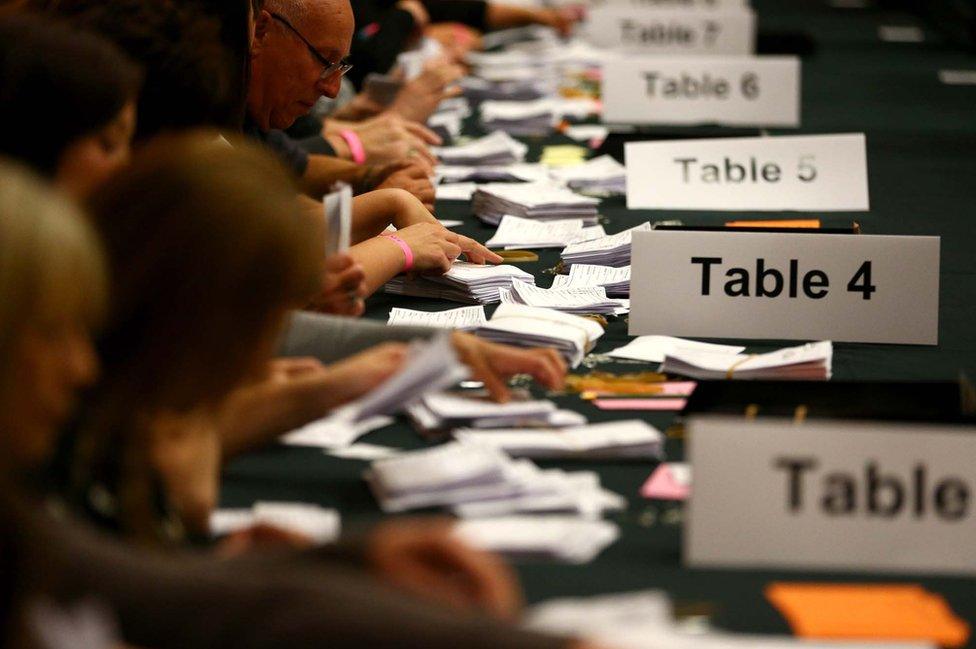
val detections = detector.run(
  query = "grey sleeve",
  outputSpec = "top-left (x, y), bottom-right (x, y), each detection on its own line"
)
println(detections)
top-left (277, 310), bottom-right (446, 364)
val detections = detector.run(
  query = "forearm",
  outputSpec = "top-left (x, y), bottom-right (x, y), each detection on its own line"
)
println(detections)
top-left (485, 3), bottom-right (545, 28)
top-left (300, 154), bottom-right (367, 198)
top-left (278, 310), bottom-right (439, 363)
top-left (352, 188), bottom-right (438, 243)
top-left (348, 235), bottom-right (408, 296)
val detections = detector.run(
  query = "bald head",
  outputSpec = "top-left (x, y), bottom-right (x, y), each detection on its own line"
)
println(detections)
top-left (248, 0), bottom-right (354, 130)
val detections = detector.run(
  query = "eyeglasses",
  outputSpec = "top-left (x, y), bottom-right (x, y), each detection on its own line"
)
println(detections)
top-left (270, 12), bottom-right (352, 81)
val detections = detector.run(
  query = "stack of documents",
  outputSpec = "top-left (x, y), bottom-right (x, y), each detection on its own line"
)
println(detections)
top-left (367, 442), bottom-right (624, 520)
top-left (485, 215), bottom-right (584, 249)
top-left (480, 99), bottom-right (554, 136)
top-left (560, 222), bottom-right (652, 267)
top-left (472, 182), bottom-right (601, 225)
top-left (387, 305), bottom-right (487, 330)
top-left (608, 336), bottom-right (745, 363)
top-left (551, 264), bottom-right (631, 297)
top-left (661, 341), bottom-right (834, 381)
top-left (436, 163), bottom-right (550, 185)
top-left (210, 502), bottom-right (340, 544)
top-left (500, 281), bottom-right (628, 316)
top-left (385, 261), bottom-right (536, 304)
top-left (408, 391), bottom-right (587, 432)
top-left (454, 420), bottom-right (665, 460)
top-left (433, 131), bottom-right (527, 166)
top-left (454, 516), bottom-right (620, 563)
top-left (549, 155), bottom-right (627, 196)
top-left (475, 303), bottom-right (605, 367)
top-left (460, 76), bottom-right (550, 101)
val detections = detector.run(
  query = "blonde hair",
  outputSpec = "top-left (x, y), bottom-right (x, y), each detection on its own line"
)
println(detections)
top-left (0, 158), bottom-right (107, 400)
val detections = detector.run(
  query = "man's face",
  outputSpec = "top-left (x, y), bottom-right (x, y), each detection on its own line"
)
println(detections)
top-left (249, 2), bottom-right (354, 130)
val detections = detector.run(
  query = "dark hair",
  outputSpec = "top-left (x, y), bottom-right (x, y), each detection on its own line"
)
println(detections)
top-left (42, 0), bottom-right (236, 142)
top-left (0, 14), bottom-right (141, 176)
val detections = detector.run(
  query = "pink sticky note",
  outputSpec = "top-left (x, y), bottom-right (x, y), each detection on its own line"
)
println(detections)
top-left (592, 398), bottom-right (687, 411)
top-left (640, 463), bottom-right (692, 501)
top-left (657, 381), bottom-right (697, 397)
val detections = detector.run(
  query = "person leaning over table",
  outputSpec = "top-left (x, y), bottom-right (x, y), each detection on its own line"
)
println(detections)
top-left (0, 158), bottom-right (609, 649)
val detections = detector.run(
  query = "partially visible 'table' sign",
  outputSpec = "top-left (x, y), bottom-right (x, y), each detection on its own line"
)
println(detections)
top-left (585, 7), bottom-right (755, 55)
top-left (603, 56), bottom-right (801, 127)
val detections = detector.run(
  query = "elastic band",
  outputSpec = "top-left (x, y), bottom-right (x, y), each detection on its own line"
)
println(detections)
top-left (383, 233), bottom-right (414, 272)
top-left (338, 129), bottom-right (366, 165)
top-left (725, 355), bottom-right (757, 380)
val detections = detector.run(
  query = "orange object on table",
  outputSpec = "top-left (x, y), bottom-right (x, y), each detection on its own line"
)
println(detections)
top-left (725, 219), bottom-right (822, 228)
top-left (765, 582), bottom-right (970, 648)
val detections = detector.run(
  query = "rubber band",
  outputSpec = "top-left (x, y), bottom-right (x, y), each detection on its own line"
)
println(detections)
top-left (725, 355), bottom-right (758, 380)
top-left (338, 129), bottom-right (366, 165)
top-left (382, 233), bottom-right (414, 272)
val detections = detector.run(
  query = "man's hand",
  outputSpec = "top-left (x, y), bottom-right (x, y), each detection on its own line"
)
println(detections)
top-left (321, 342), bottom-right (410, 406)
top-left (375, 160), bottom-right (436, 211)
top-left (365, 517), bottom-right (523, 620)
top-left (326, 112), bottom-right (441, 167)
top-left (309, 253), bottom-right (367, 317)
top-left (425, 23), bottom-right (484, 61)
top-left (391, 57), bottom-right (465, 123)
top-left (451, 332), bottom-right (567, 402)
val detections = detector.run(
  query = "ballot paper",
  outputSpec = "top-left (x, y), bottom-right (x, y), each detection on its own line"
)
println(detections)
top-left (281, 415), bottom-right (395, 449)
top-left (565, 124), bottom-right (610, 147)
top-left (327, 443), bottom-right (402, 461)
top-left (551, 264), bottom-right (631, 297)
top-left (501, 282), bottom-right (628, 316)
top-left (433, 131), bottom-right (528, 166)
top-left (485, 215), bottom-right (584, 249)
top-left (435, 182), bottom-right (477, 201)
top-left (407, 391), bottom-right (586, 433)
top-left (549, 155), bottom-right (627, 196)
top-left (323, 183), bottom-right (352, 255)
top-left (560, 222), bottom-right (652, 267)
top-left (454, 420), bottom-right (665, 460)
top-left (436, 163), bottom-right (550, 184)
top-left (387, 306), bottom-right (487, 330)
top-left (476, 304), bottom-right (605, 367)
top-left (472, 182), bottom-right (601, 225)
top-left (608, 336), bottom-right (745, 364)
top-left (640, 462), bottom-right (692, 500)
top-left (480, 98), bottom-right (555, 136)
top-left (452, 469), bottom-right (625, 519)
top-left (427, 109), bottom-right (462, 139)
top-left (454, 516), bottom-right (620, 563)
top-left (661, 341), bottom-right (833, 381)
top-left (210, 502), bottom-right (340, 544)
top-left (385, 261), bottom-right (536, 304)
top-left (460, 75), bottom-right (552, 102)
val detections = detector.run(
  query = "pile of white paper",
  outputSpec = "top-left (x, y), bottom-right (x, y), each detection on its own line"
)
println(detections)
top-left (472, 182), bottom-right (601, 225)
top-left (454, 420), bottom-right (665, 460)
top-left (608, 336), bottom-right (745, 364)
top-left (210, 502), bottom-right (340, 544)
top-left (387, 305), bottom-right (487, 330)
top-left (500, 281), bottom-right (629, 316)
top-left (436, 163), bottom-right (550, 185)
top-left (366, 442), bottom-right (624, 520)
top-left (385, 261), bottom-right (536, 304)
top-left (408, 391), bottom-right (587, 432)
top-left (435, 182), bottom-right (477, 201)
top-left (661, 341), bottom-right (834, 381)
top-left (551, 264), bottom-right (631, 297)
top-left (485, 215), bottom-right (584, 249)
top-left (480, 98), bottom-right (554, 136)
top-left (454, 516), bottom-right (620, 563)
top-left (460, 75), bottom-right (551, 101)
top-left (433, 131), bottom-right (527, 166)
top-left (475, 303), bottom-right (605, 367)
top-left (282, 415), bottom-right (394, 449)
top-left (560, 222), bottom-right (652, 267)
top-left (527, 590), bottom-right (926, 649)
top-left (549, 155), bottom-right (627, 196)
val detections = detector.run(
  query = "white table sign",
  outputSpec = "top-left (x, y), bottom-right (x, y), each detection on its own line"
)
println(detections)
top-left (584, 7), bottom-right (755, 54)
top-left (686, 417), bottom-right (976, 576)
top-left (625, 133), bottom-right (869, 211)
top-left (603, 56), bottom-right (800, 127)
top-left (629, 230), bottom-right (939, 345)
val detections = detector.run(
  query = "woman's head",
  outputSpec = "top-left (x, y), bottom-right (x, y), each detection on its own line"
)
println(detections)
top-left (0, 14), bottom-right (140, 199)
top-left (0, 160), bottom-right (106, 471)
top-left (87, 132), bottom-right (323, 415)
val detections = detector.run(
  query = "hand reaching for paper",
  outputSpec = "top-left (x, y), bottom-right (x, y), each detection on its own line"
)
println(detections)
top-left (326, 112), bottom-right (441, 167)
top-left (450, 332), bottom-right (567, 402)
top-left (309, 253), bottom-right (367, 317)
top-left (391, 57), bottom-right (465, 123)
top-left (374, 160), bottom-right (436, 211)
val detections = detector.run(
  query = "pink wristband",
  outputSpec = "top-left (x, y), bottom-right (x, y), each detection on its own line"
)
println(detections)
top-left (383, 233), bottom-right (414, 272)
top-left (338, 129), bottom-right (366, 165)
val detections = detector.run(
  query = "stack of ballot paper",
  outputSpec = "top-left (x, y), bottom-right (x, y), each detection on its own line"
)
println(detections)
top-left (435, 163), bottom-right (550, 184)
top-left (485, 215), bottom-right (584, 249)
top-left (608, 336), bottom-right (745, 363)
top-left (549, 155), bottom-right (627, 196)
top-left (560, 222), bottom-right (652, 267)
top-left (454, 420), bottom-right (665, 460)
top-left (476, 304), bottom-right (605, 367)
top-left (454, 516), bottom-right (620, 563)
top-left (408, 391), bottom-right (586, 432)
top-left (527, 590), bottom-right (927, 649)
top-left (460, 76), bottom-right (551, 101)
top-left (435, 182), bottom-right (477, 201)
top-left (210, 502), bottom-right (340, 544)
top-left (433, 131), bottom-right (527, 166)
top-left (452, 468), bottom-right (624, 519)
top-left (472, 182), bottom-right (601, 225)
top-left (551, 264), bottom-right (631, 297)
top-left (282, 415), bottom-right (394, 449)
top-left (501, 281), bottom-right (628, 316)
top-left (385, 261), bottom-right (536, 304)
top-left (480, 99), bottom-right (555, 136)
top-left (367, 442), bottom-right (620, 518)
top-left (387, 306), bottom-right (487, 330)
top-left (661, 341), bottom-right (834, 381)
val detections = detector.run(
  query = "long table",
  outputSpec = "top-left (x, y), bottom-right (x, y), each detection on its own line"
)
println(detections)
top-left (222, 0), bottom-right (976, 642)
